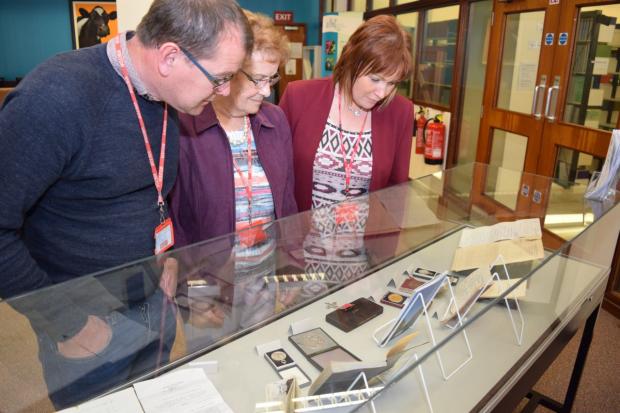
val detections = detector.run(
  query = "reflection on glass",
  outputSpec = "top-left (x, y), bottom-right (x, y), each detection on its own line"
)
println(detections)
top-left (371, 0), bottom-right (390, 10)
top-left (3, 164), bottom-right (620, 412)
top-left (455, 0), bottom-right (492, 169)
top-left (485, 129), bottom-right (528, 209)
top-left (547, 148), bottom-right (604, 239)
top-left (497, 11), bottom-right (545, 114)
top-left (563, 6), bottom-right (620, 131)
top-left (553, 146), bottom-right (603, 188)
top-left (415, 5), bottom-right (459, 107)
top-left (396, 12), bottom-right (419, 99)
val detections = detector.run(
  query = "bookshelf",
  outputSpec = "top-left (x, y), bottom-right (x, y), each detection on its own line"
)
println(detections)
top-left (601, 44), bottom-right (620, 131)
top-left (415, 19), bottom-right (457, 108)
top-left (564, 11), bottom-right (619, 130)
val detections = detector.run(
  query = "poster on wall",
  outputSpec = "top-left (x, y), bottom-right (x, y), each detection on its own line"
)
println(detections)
top-left (321, 14), bottom-right (338, 77)
top-left (69, 1), bottom-right (118, 49)
top-left (321, 12), bottom-right (363, 78)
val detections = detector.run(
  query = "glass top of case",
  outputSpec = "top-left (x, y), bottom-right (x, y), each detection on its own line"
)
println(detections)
top-left (1, 163), bottom-right (618, 412)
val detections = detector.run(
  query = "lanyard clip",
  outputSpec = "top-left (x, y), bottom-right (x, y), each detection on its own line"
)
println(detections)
top-left (158, 201), bottom-right (166, 224)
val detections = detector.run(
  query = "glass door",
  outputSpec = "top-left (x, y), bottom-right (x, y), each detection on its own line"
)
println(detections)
top-left (474, 0), bottom-right (561, 215)
top-left (537, 1), bottom-right (618, 179)
top-left (536, 0), bottom-right (620, 311)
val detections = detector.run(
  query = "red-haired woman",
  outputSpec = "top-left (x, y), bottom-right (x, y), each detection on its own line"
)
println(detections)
top-left (279, 15), bottom-right (414, 212)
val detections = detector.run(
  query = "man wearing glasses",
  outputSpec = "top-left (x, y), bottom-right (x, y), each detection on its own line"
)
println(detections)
top-left (0, 0), bottom-right (251, 409)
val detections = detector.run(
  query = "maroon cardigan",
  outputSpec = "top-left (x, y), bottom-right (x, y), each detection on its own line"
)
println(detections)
top-left (279, 77), bottom-right (414, 211)
top-left (169, 103), bottom-right (297, 248)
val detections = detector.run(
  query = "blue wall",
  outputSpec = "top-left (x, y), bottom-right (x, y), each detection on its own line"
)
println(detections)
top-left (0, 0), bottom-right (73, 80)
top-left (0, 0), bottom-right (319, 80)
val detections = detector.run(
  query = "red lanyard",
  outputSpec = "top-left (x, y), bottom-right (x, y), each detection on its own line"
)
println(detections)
top-left (231, 116), bottom-right (254, 224)
top-left (115, 36), bottom-right (168, 220)
top-left (337, 93), bottom-right (369, 196)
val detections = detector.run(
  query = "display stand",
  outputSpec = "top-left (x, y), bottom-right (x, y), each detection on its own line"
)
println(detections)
top-left (292, 387), bottom-right (384, 412)
top-left (444, 255), bottom-right (525, 345)
top-left (376, 353), bottom-right (434, 413)
top-left (255, 372), bottom-right (383, 413)
top-left (372, 276), bottom-right (473, 380)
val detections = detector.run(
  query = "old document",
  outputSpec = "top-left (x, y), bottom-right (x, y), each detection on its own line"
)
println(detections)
top-left (458, 218), bottom-right (541, 248)
top-left (56, 388), bottom-right (143, 413)
top-left (133, 368), bottom-right (233, 413)
top-left (440, 267), bottom-right (492, 322)
top-left (480, 279), bottom-right (527, 299)
top-left (451, 238), bottom-right (544, 271)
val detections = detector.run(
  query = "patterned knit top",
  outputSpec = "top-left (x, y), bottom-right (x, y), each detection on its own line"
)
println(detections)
top-left (311, 120), bottom-right (373, 208)
top-left (226, 128), bottom-right (276, 265)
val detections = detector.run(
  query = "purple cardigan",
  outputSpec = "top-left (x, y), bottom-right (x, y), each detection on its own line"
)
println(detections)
top-left (168, 102), bottom-right (298, 248)
top-left (279, 77), bottom-right (414, 211)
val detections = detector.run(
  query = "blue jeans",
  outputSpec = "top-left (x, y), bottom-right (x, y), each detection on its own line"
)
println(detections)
top-left (36, 290), bottom-right (177, 409)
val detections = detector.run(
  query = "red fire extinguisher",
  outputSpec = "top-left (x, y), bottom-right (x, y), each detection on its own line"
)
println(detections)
top-left (415, 106), bottom-right (427, 154)
top-left (423, 114), bottom-right (445, 165)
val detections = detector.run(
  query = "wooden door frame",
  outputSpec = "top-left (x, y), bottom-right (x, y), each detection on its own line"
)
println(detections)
top-left (275, 23), bottom-right (307, 104)
top-left (476, 0), bottom-right (561, 171)
top-left (469, 1), bottom-right (564, 241)
top-left (536, 0), bottom-right (618, 176)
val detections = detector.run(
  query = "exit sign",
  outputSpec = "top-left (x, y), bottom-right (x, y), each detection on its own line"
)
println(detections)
top-left (274, 11), bottom-right (293, 24)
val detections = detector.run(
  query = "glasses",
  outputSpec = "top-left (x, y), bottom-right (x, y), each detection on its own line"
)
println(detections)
top-left (239, 69), bottom-right (280, 88)
top-left (180, 46), bottom-right (234, 88)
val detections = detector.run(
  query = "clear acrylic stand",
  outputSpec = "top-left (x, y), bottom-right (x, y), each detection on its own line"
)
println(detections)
top-left (372, 276), bottom-right (473, 380)
top-left (443, 255), bottom-right (525, 345)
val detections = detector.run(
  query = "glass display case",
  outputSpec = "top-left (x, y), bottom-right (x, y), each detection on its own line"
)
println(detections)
top-left (1, 163), bottom-right (618, 413)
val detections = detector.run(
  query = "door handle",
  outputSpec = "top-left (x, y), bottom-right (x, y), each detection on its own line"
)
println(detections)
top-left (531, 86), bottom-right (545, 119)
top-left (544, 76), bottom-right (561, 122)
top-left (532, 75), bottom-right (547, 119)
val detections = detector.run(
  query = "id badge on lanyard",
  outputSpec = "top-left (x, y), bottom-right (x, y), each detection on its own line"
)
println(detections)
top-left (155, 218), bottom-right (175, 254)
top-left (115, 36), bottom-right (174, 255)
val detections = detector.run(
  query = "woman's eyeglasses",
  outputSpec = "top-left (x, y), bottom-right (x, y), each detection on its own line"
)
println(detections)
top-left (239, 70), bottom-right (280, 88)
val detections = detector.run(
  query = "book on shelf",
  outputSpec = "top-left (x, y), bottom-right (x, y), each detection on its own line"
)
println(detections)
top-left (577, 14), bottom-right (594, 42)
top-left (611, 28), bottom-right (620, 48)
top-left (589, 88), bottom-right (605, 106)
top-left (585, 109), bottom-right (602, 129)
top-left (597, 21), bottom-right (615, 43)
top-left (573, 44), bottom-right (589, 73)
top-left (569, 75), bottom-right (585, 103)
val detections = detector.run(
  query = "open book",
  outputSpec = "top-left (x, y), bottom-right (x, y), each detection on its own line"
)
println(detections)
top-left (309, 332), bottom-right (419, 395)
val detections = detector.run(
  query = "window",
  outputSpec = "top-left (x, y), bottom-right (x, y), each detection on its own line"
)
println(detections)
top-left (414, 5), bottom-right (459, 108)
top-left (396, 12), bottom-right (419, 99)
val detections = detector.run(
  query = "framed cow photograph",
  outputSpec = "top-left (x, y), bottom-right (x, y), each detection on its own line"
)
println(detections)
top-left (69, 1), bottom-right (118, 49)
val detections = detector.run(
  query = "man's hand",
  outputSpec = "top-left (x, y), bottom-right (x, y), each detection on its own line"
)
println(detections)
top-left (57, 315), bottom-right (112, 359)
